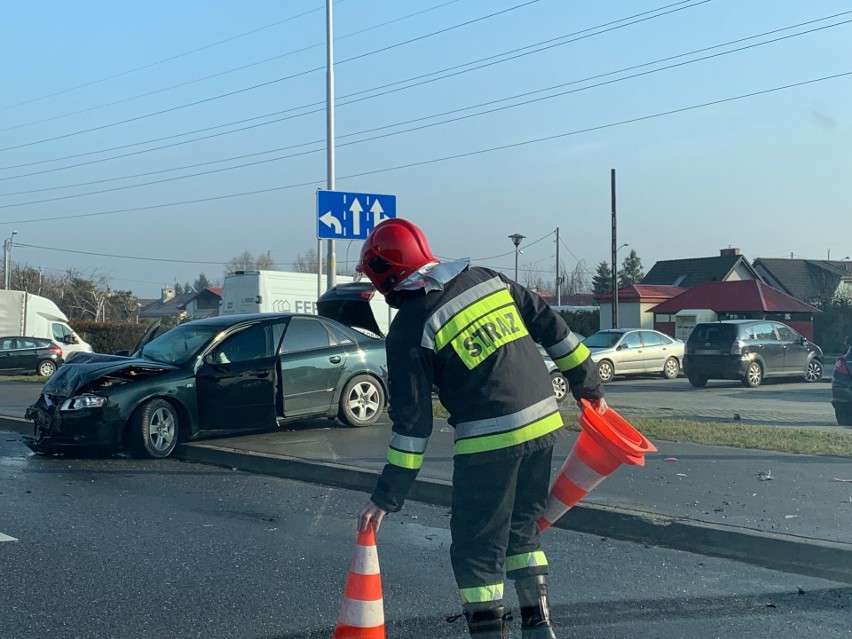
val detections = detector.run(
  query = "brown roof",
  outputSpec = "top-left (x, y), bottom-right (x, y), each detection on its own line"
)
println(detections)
top-left (649, 280), bottom-right (820, 314)
top-left (597, 284), bottom-right (687, 303)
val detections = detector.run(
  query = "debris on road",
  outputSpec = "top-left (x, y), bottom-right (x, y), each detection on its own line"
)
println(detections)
top-left (757, 470), bottom-right (773, 481)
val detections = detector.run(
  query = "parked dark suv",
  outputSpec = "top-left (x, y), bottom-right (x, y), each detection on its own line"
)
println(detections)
top-left (684, 320), bottom-right (823, 388)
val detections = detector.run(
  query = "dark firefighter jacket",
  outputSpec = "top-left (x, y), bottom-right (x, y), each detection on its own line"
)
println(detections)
top-left (370, 266), bottom-right (603, 512)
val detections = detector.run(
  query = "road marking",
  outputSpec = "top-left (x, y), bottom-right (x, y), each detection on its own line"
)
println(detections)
top-left (0, 532), bottom-right (18, 542)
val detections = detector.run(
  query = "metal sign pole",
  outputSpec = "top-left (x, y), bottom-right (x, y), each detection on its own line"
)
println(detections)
top-left (325, 0), bottom-right (336, 290)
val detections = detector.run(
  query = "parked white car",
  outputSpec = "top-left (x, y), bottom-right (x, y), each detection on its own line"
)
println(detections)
top-left (584, 329), bottom-right (684, 383)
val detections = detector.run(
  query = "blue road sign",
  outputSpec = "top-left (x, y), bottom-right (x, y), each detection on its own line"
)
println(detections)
top-left (317, 190), bottom-right (397, 240)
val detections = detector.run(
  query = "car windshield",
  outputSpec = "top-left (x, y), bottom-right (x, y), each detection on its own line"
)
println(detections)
top-left (584, 331), bottom-right (623, 348)
top-left (139, 324), bottom-right (220, 365)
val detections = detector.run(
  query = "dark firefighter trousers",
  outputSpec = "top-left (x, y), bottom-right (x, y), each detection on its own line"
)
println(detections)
top-left (450, 445), bottom-right (553, 605)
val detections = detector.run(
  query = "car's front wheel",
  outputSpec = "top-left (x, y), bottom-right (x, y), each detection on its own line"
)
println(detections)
top-left (550, 371), bottom-right (568, 403)
top-left (662, 357), bottom-right (680, 380)
top-left (597, 360), bottom-right (614, 383)
top-left (741, 362), bottom-right (763, 388)
top-left (339, 374), bottom-right (384, 427)
top-left (804, 359), bottom-right (823, 383)
top-left (36, 360), bottom-right (56, 377)
top-left (130, 399), bottom-right (179, 458)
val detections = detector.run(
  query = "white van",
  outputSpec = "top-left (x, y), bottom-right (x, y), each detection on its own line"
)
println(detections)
top-left (0, 290), bottom-right (93, 357)
top-left (221, 270), bottom-right (395, 335)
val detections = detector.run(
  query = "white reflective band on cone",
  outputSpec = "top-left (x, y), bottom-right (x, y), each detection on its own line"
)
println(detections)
top-left (350, 544), bottom-right (381, 575)
top-left (562, 455), bottom-right (607, 492)
top-left (337, 598), bottom-right (385, 627)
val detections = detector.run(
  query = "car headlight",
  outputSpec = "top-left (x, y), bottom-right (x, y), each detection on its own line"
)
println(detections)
top-left (60, 395), bottom-right (107, 411)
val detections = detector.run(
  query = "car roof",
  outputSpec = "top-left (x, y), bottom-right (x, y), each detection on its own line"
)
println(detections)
top-left (180, 312), bottom-right (310, 328)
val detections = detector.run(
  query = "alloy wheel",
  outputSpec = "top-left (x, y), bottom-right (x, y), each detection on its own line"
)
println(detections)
top-left (804, 360), bottom-right (822, 382)
top-left (148, 407), bottom-right (176, 453)
top-left (347, 381), bottom-right (381, 423)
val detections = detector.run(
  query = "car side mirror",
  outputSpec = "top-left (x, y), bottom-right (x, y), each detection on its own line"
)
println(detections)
top-left (65, 335), bottom-right (78, 344)
top-left (799, 336), bottom-right (807, 345)
top-left (617, 344), bottom-right (626, 350)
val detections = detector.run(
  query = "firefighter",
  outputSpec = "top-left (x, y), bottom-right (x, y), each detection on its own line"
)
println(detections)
top-left (356, 219), bottom-right (607, 638)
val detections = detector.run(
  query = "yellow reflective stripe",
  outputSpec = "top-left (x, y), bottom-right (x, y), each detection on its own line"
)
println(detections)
top-left (505, 551), bottom-right (548, 573)
top-left (455, 412), bottom-right (563, 455)
top-left (554, 342), bottom-right (591, 372)
top-left (450, 306), bottom-right (529, 370)
top-left (460, 583), bottom-right (504, 604)
top-left (387, 448), bottom-right (424, 470)
top-left (434, 289), bottom-right (514, 351)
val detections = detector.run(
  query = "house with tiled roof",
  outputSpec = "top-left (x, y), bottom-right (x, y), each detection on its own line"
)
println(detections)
top-left (596, 284), bottom-right (687, 329)
top-left (752, 258), bottom-right (852, 307)
top-left (642, 248), bottom-right (760, 288)
top-left (181, 287), bottom-right (222, 319)
top-left (138, 288), bottom-right (195, 320)
top-left (649, 279), bottom-right (820, 340)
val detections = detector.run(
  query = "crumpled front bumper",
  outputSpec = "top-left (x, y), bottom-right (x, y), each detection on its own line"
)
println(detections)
top-left (25, 393), bottom-right (123, 453)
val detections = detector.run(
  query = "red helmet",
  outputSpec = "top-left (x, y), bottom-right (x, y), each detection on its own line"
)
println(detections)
top-left (358, 218), bottom-right (437, 295)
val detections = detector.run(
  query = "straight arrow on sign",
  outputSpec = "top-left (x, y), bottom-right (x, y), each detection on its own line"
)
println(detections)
top-left (349, 198), bottom-right (363, 238)
top-left (369, 199), bottom-right (384, 225)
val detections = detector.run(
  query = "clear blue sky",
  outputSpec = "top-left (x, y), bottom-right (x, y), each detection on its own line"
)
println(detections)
top-left (1, 0), bottom-right (850, 297)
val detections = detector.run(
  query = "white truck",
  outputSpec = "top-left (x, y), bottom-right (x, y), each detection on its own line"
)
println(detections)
top-left (0, 290), bottom-right (94, 356)
top-left (220, 270), bottom-right (395, 335)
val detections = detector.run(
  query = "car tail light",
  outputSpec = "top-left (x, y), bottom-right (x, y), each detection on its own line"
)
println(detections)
top-left (730, 339), bottom-right (746, 355)
top-left (836, 355), bottom-right (849, 375)
top-left (49, 344), bottom-right (63, 358)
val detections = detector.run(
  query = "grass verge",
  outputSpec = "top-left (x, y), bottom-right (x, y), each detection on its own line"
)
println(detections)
top-left (0, 375), bottom-right (45, 383)
top-left (432, 402), bottom-right (852, 458)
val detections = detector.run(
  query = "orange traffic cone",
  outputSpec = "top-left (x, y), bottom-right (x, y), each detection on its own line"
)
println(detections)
top-left (333, 525), bottom-right (386, 639)
top-left (538, 399), bottom-right (657, 531)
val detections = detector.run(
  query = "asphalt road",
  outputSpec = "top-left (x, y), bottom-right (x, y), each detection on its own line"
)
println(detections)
top-left (0, 376), bottom-right (839, 428)
top-left (1, 434), bottom-right (849, 639)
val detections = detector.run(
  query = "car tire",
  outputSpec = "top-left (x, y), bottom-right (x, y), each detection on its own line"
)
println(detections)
top-left (834, 404), bottom-right (852, 426)
top-left (338, 374), bottom-right (384, 427)
top-left (804, 359), bottom-right (823, 383)
top-left (130, 399), bottom-right (179, 459)
top-left (662, 357), bottom-right (680, 380)
top-left (688, 374), bottom-right (708, 388)
top-left (550, 371), bottom-right (568, 404)
top-left (597, 360), bottom-right (614, 383)
top-left (36, 360), bottom-right (57, 377)
top-left (741, 362), bottom-right (763, 388)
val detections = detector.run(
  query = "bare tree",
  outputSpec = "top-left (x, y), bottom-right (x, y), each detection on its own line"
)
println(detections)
top-left (224, 251), bottom-right (277, 275)
top-left (521, 264), bottom-right (546, 291)
top-left (293, 248), bottom-right (319, 274)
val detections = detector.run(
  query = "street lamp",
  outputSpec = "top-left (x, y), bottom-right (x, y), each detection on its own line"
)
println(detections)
top-left (611, 242), bottom-right (629, 329)
top-left (3, 231), bottom-right (18, 290)
top-left (508, 233), bottom-right (526, 282)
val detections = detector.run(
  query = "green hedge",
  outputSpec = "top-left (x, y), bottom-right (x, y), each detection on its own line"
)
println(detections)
top-left (813, 304), bottom-right (852, 355)
top-left (557, 309), bottom-right (600, 338)
top-left (69, 320), bottom-right (154, 355)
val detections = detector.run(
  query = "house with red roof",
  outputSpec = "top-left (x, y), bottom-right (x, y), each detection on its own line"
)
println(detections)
top-left (596, 284), bottom-right (687, 329)
top-left (649, 279), bottom-right (820, 340)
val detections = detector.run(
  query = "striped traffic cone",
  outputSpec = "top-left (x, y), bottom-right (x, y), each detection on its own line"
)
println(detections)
top-left (333, 525), bottom-right (385, 639)
top-left (538, 399), bottom-right (657, 531)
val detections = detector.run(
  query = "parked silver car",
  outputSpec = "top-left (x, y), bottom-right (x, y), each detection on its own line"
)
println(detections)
top-left (584, 329), bottom-right (684, 383)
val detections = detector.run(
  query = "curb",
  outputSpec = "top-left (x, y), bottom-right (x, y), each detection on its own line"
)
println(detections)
top-left (176, 442), bottom-right (852, 585)
top-left (0, 415), bottom-right (31, 435)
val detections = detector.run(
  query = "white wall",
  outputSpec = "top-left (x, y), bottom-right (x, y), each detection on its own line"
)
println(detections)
top-left (598, 302), bottom-right (654, 329)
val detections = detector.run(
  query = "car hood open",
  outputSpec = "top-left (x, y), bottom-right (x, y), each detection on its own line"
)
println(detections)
top-left (41, 352), bottom-right (177, 397)
top-left (317, 282), bottom-right (385, 337)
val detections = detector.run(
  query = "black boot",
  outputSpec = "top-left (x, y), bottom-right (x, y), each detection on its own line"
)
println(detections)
top-left (515, 575), bottom-right (558, 639)
top-left (463, 604), bottom-right (509, 638)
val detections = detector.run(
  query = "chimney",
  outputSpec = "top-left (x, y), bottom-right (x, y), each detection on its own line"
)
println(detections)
top-left (161, 287), bottom-right (175, 303)
top-left (720, 247), bottom-right (741, 257)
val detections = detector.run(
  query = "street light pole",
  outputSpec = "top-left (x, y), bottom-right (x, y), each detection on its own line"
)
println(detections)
top-left (4, 231), bottom-right (17, 290)
top-left (509, 233), bottom-right (526, 282)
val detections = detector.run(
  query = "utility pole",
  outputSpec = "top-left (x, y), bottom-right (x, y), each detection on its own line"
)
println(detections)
top-left (611, 169), bottom-right (618, 329)
top-left (325, 0), bottom-right (336, 291)
top-left (555, 227), bottom-right (561, 306)
top-left (4, 231), bottom-right (18, 290)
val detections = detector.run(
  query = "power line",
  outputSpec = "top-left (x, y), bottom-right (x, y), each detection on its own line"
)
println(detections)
top-left (3, 14), bottom-right (847, 205)
top-left (0, 0), bottom-right (464, 132)
top-left (0, 0), bottom-right (711, 176)
top-left (0, 3), bottom-right (333, 114)
top-left (0, 0), bottom-right (539, 152)
top-left (2, 69), bottom-right (848, 227)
